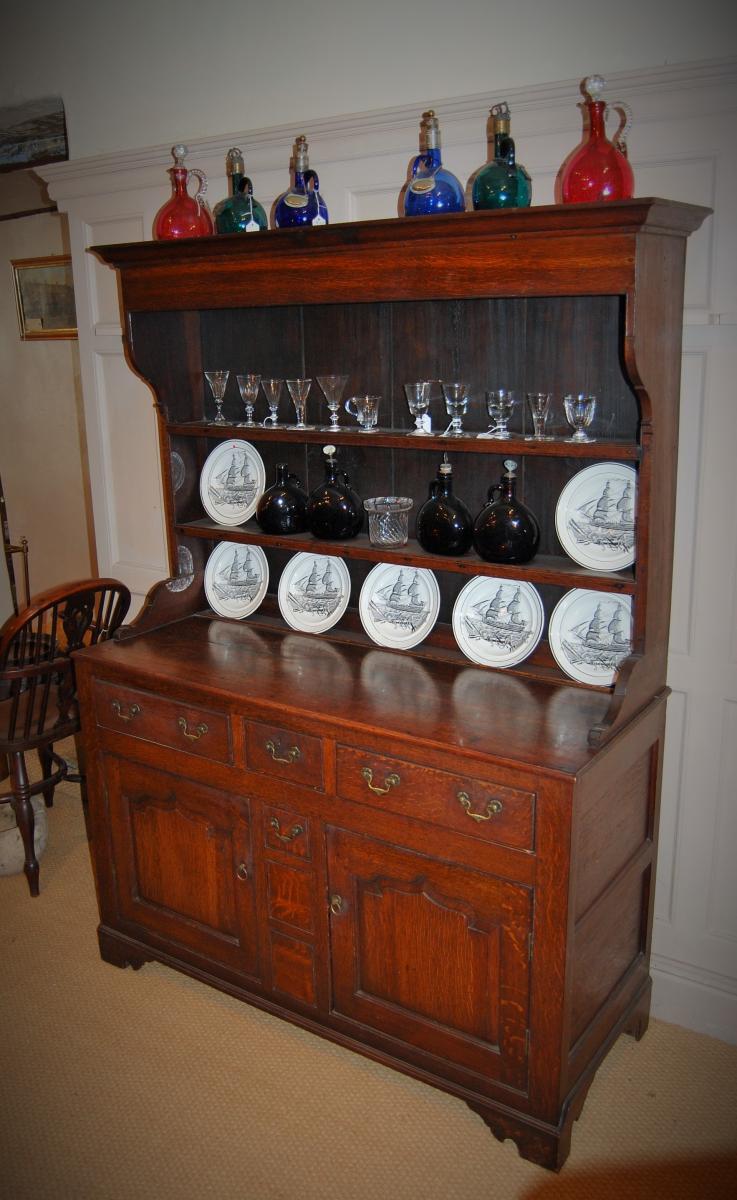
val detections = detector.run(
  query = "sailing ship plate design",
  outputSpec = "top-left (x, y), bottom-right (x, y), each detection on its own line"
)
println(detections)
top-left (548, 588), bottom-right (633, 685)
top-left (204, 542), bottom-right (269, 619)
top-left (555, 462), bottom-right (636, 571)
top-left (199, 439), bottom-right (265, 526)
top-left (277, 552), bottom-right (351, 634)
top-left (452, 577), bottom-right (544, 668)
top-left (359, 563), bottom-right (440, 650)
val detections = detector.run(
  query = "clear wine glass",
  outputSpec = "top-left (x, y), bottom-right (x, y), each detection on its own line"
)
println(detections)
top-left (261, 378), bottom-right (283, 426)
top-left (404, 381), bottom-right (433, 435)
top-left (236, 373), bottom-right (261, 427)
top-left (525, 391), bottom-right (553, 441)
top-left (204, 369), bottom-right (230, 425)
top-left (441, 381), bottom-right (470, 437)
top-left (477, 388), bottom-right (517, 439)
top-left (564, 393), bottom-right (597, 442)
top-left (317, 374), bottom-right (349, 431)
top-left (286, 378), bottom-right (314, 429)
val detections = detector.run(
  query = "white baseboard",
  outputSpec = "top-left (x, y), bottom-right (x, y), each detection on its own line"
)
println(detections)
top-left (652, 956), bottom-right (737, 1045)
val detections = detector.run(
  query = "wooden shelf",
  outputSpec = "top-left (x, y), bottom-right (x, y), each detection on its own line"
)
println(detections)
top-left (167, 421), bottom-right (640, 461)
top-left (177, 518), bottom-right (637, 594)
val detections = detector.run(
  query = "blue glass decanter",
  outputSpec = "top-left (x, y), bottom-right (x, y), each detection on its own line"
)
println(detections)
top-left (214, 148), bottom-right (268, 233)
top-left (403, 111), bottom-right (465, 217)
top-left (274, 135), bottom-right (329, 228)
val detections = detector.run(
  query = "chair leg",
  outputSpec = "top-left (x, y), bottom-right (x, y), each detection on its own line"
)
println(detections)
top-left (9, 751), bottom-right (40, 897)
top-left (38, 745), bottom-right (56, 806)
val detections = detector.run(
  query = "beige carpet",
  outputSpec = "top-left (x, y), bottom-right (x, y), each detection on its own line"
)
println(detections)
top-left (2, 749), bottom-right (737, 1200)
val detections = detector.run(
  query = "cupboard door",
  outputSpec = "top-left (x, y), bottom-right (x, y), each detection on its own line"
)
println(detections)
top-left (326, 827), bottom-right (532, 1090)
top-left (105, 755), bottom-right (258, 978)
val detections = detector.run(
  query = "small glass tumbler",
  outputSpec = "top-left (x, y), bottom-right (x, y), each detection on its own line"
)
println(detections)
top-left (525, 391), bottom-right (553, 441)
top-left (364, 497), bottom-right (414, 547)
top-left (564, 393), bottom-right (597, 442)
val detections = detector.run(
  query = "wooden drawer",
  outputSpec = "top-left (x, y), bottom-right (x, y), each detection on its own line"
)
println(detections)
top-left (93, 678), bottom-right (232, 764)
top-left (336, 745), bottom-right (535, 852)
top-left (245, 718), bottom-right (324, 789)
top-left (263, 803), bottom-right (312, 860)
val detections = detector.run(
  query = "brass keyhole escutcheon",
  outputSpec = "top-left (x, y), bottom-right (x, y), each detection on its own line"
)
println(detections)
top-left (362, 767), bottom-right (400, 796)
top-left (236, 863), bottom-right (249, 881)
top-left (329, 894), bottom-right (344, 915)
top-left (457, 791), bottom-right (504, 822)
top-left (178, 717), bottom-right (208, 741)
top-left (265, 739), bottom-right (301, 765)
top-left (111, 700), bottom-right (141, 722)
top-left (269, 817), bottom-right (304, 844)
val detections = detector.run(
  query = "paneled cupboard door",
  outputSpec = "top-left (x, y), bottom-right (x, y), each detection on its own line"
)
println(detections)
top-left (105, 756), bottom-right (259, 978)
top-left (326, 827), bottom-right (532, 1091)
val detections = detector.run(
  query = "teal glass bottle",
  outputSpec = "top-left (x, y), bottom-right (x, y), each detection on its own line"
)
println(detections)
top-left (471, 103), bottom-right (531, 210)
top-left (403, 111), bottom-right (465, 217)
top-left (274, 136), bottom-right (329, 228)
top-left (213, 148), bottom-right (268, 234)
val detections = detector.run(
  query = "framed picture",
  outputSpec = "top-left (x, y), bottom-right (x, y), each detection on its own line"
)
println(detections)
top-left (11, 255), bottom-right (77, 340)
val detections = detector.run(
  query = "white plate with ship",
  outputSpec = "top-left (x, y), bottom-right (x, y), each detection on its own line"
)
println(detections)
top-left (278, 552), bottom-right (351, 635)
top-left (555, 462), bottom-right (636, 571)
top-left (548, 587), bottom-right (633, 686)
top-left (452, 577), bottom-right (544, 668)
top-left (199, 439), bottom-right (265, 526)
top-left (359, 563), bottom-right (440, 651)
top-left (204, 542), bottom-right (269, 620)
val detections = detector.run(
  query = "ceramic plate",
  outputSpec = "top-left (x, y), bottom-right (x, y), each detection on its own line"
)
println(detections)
top-left (199, 439), bottom-right (265, 526)
top-left (359, 563), bottom-right (440, 650)
top-left (548, 588), bottom-right (633, 685)
top-left (555, 462), bottom-right (637, 571)
top-left (277, 552), bottom-right (351, 634)
top-left (204, 542), bottom-right (269, 619)
top-left (452, 576), bottom-right (544, 668)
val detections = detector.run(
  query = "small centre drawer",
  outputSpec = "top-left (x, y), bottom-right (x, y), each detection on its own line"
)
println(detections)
top-left (93, 679), bottom-right (232, 763)
top-left (336, 745), bottom-right (535, 852)
top-left (245, 718), bottom-right (324, 789)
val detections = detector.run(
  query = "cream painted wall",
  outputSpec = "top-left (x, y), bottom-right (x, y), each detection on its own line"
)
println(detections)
top-left (1, 0), bottom-right (736, 158)
top-left (0, 211), bottom-right (94, 599)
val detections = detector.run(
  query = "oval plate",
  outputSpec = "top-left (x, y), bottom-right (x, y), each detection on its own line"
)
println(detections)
top-left (278, 552), bottom-right (351, 635)
top-left (199, 439), bottom-right (265, 526)
top-left (555, 462), bottom-right (637, 571)
top-left (548, 587), bottom-right (633, 685)
top-left (452, 576), bottom-right (544, 668)
top-left (359, 563), bottom-right (440, 650)
top-left (204, 543), bottom-right (269, 620)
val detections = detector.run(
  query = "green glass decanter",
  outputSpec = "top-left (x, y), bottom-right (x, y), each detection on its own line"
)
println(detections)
top-left (471, 103), bottom-right (531, 210)
top-left (213, 148), bottom-right (268, 233)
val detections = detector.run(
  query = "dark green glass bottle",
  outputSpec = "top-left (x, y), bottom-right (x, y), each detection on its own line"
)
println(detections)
top-left (214, 148), bottom-right (268, 234)
top-left (471, 103), bottom-right (531, 210)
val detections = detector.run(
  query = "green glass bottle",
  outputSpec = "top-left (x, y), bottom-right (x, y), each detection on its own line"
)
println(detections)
top-left (471, 103), bottom-right (531, 210)
top-left (213, 147), bottom-right (268, 234)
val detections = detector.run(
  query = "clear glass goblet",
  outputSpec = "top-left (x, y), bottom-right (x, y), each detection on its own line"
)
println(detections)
top-left (261, 378), bottom-right (283, 426)
top-left (317, 374), bottom-right (349, 431)
top-left (525, 391), bottom-right (553, 441)
top-left (479, 388), bottom-right (517, 439)
top-left (441, 381), bottom-right (469, 437)
top-left (286, 378), bottom-right (314, 429)
top-left (404, 381), bottom-right (433, 435)
top-left (564, 393), bottom-right (597, 442)
top-left (236, 373), bottom-right (261, 427)
top-left (204, 369), bottom-right (230, 425)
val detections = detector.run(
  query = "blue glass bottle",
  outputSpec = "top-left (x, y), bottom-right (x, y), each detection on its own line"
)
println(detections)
top-left (403, 111), bottom-right (465, 217)
top-left (213, 148), bottom-right (268, 233)
top-left (471, 103), bottom-right (531, 210)
top-left (274, 135), bottom-right (328, 228)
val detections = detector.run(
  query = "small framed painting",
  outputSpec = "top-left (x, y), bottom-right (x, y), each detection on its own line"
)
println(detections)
top-left (11, 255), bottom-right (77, 340)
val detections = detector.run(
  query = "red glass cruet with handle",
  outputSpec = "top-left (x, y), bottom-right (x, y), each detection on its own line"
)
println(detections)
top-left (154, 144), bottom-right (214, 239)
top-left (558, 76), bottom-right (634, 203)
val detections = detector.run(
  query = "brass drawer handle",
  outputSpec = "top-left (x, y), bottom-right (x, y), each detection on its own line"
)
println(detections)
top-left (236, 863), bottom-right (249, 881)
top-left (362, 767), bottom-right (400, 796)
top-left (111, 700), bottom-right (141, 722)
top-left (329, 894), bottom-right (344, 915)
top-left (265, 739), bottom-right (301, 765)
top-left (269, 817), bottom-right (305, 844)
top-left (457, 791), bottom-right (504, 822)
top-left (178, 717), bottom-right (209, 741)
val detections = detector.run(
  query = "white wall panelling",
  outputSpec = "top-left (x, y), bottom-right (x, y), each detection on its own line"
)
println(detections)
top-left (41, 58), bottom-right (737, 1042)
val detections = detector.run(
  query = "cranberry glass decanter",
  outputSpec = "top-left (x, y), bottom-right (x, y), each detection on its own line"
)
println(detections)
top-left (154, 144), bottom-right (214, 239)
top-left (558, 76), bottom-right (634, 203)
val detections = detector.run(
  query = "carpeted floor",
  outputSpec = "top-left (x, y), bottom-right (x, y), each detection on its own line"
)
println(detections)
top-left (2, 747), bottom-right (736, 1200)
